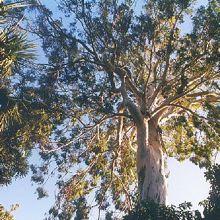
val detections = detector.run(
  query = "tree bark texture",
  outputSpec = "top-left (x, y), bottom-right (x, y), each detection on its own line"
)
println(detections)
top-left (136, 118), bottom-right (167, 204)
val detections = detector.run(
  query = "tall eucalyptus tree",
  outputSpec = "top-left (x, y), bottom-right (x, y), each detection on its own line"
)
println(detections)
top-left (1, 0), bottom-right (219, 218)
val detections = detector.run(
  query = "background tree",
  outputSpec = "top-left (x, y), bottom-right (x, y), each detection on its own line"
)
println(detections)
top-left (202, 164), bottom-right (220, 220)
top-left (0, 1), bottom-right (50, 185)
top-left (1, 0), bottom-right (219, 218)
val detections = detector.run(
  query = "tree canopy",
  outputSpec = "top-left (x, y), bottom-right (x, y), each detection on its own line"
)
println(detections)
top-left (0, 0), bottom-right (219, 219)
top-left (0, 0), bottom-right (36, 185)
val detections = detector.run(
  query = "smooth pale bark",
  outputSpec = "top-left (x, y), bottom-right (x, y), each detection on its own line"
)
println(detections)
top-left (136, 118), bottom-right (167, 204)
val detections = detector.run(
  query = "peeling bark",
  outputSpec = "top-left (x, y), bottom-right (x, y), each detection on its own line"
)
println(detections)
top-left (136, 118), bottom-right (167, 204)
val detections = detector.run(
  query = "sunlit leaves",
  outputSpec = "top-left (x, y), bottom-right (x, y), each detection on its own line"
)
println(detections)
top-left (26, 0), bottom-right (219, 217)
top-left (0, 25), bottom-right (35, 79)
top-left (1, 0), bottom-right (219, 218)
top-left (0, 204), bottom-right (18, 220)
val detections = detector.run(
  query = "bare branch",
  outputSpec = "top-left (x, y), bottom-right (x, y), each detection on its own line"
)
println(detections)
top-left (151, 72), bottom-right (220, 117)
top-left (120, 75), bottom-right (143, 124)
top-left (107, 71), bottom-right (121, 94)
top-left (115, 67), bottom-right (143, 97)
top-left (117, 106), bottom-right (124, 147)
top-left (186, 91), bottom-right (220, 99)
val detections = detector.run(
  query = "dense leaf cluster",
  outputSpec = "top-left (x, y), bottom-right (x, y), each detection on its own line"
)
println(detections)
top-left (124, 202), bottom-right (202, 220)
top-left (0, 0), bottom-right (219, 218)
top-left (0, 1), bottom-right (64, 185)
top-left (0, 1), bottom-right (35, 185)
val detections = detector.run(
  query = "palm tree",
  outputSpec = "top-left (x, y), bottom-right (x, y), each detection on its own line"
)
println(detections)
top-left (0, 1), bottom-right (35, 80)
top-left (0, 1), bottom-right (35, 185)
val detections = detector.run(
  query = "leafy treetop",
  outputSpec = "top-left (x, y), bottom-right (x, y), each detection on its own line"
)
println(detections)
top-left (0, 0), bottom-right (219, 218)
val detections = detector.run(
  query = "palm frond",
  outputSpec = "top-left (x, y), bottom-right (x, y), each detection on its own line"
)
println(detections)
top-left (0, 1), bottom-right (36, 78)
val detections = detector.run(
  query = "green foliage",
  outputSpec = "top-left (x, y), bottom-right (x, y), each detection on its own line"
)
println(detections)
top-left (24, 0), bottom-right (220, 217)
top-left (0, 1), bottom-right (35, 79)
top-left (36, 186), bottom-right (49, 199)
top-left (0, 204), bottom-right (18, 220)
top-left (124, 201), bottom-right (202, 220)
top-left (0, 1), bottom-right (38, 185)
top-left (0, 0), bottom-right (219, 218)
top-left (202, 164), bottom-right (220, 220)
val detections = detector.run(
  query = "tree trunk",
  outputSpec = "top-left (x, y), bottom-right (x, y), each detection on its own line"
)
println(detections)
top-left (136, 118), bottom-right (167, 204)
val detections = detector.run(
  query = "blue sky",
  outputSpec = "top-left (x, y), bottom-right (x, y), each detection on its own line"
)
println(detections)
top-left (0, 0), bottom-right (215, 219)
top-left (0, 158), bottom-right (212, 220)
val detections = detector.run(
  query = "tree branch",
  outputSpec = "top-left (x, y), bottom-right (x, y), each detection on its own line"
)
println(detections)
top-left (168, 104), bottom-right (219, 126)
top-left (119, 75), bottom-right (143, 124)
